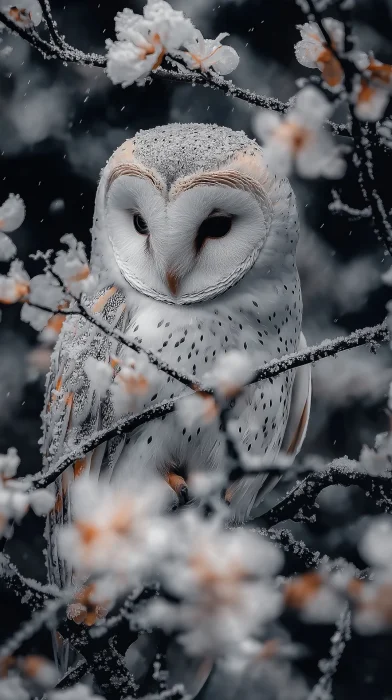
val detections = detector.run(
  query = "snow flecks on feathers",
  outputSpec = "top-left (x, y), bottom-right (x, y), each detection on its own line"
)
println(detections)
top-left (133, 122), bottom-right (257, 187)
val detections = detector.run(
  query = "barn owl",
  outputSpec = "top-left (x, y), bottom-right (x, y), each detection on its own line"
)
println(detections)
top-left (41, 123), bottom-right (310, 674)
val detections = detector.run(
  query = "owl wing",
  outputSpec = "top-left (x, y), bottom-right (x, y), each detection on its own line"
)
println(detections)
top-left (42, 286), bottom-right (131, 670)
top-left (227, 332), bottom-right (311, 522)
top-left (280, 332), bottom-right (312, 457)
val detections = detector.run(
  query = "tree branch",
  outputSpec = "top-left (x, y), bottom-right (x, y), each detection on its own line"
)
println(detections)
top-left (257, 462), bottom-right (392, 529)
top-left (299, 0), bottom-right (392, 256)
top-left (27, 320), bottom-right (388, 490)
top-left (0, 7), bottom-right (351, 137)
top-left (30, 396), bottom-right (180, 489)
top-left (248, 321), bottom-right (388, 387)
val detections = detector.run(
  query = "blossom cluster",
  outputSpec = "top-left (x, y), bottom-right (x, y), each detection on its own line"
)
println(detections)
top-left (284, 517), bottom-right (392, 636)
top-left (253, 86), bottom-right (346, 179)
top-left (0, 234), bottom-right (97, 347)
top-left (0, 194), bottom-right (25, 263)
top-left (106, 0), bottom-right (239, 87)
top-left (58, 476), bottom-right (283, 659)
top-left (295, 18), bottom-right (392, 121)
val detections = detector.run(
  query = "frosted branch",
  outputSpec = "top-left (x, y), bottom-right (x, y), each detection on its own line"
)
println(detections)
top-left (298, 0), bottom-right (392, 256)
top-left (0, 5), bottom-right (351, 138)
top-left (27, 320), bottom-right (389, 490)
top-left (308, 604), bottom-right (351, 700)
top-left (256, 461), bottom-right (392, 529)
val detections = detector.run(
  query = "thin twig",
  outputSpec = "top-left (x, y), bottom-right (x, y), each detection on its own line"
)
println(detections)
top-left (299, 0), bottom-right (392, 256)
top-left (37, 0), bottom-right (63, 48)
top-left (30, 396), bottom-right (179, 488)
top-left (33, 288), bottom-right (199, 392)
top-left (308, 604), bottom-right (351, 700)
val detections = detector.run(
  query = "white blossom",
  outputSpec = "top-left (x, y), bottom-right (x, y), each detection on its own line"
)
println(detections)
top-left (294, 19), bottom-right (345, 89)
top-left (178, 30), bottom-right (239, 75)
top-left (359, 516), bottom-right (392, 571)
top-left (18, 656), bottom-right (58, 689)
top-left (253, 86), bottom-right (346, 179)
top-left (20, 271), bottom-right (66, 334)
top-left (28, 273), bottom-right (64, 311)
top-left (0, 0), bottom-right (42, 27)
top-left (106, 1), bottom-right (195, 87)
top-left (0, 194), bottom-right (25, 261)
top-left (353, 60), bottom-right (392, 122)
top-left (382, 265), bottom-right (392, 286)
top-left (177, 391), bottom-right (218, 430)
top-left (0, 486), bottom-right (29, 533)
top-left (84, 357), bottom-right (114, 398)
top-left (0, 193), bottom-right (25, 233)
top-left (29, 488), bottom-right (56, 516)
top-left (110, 354), bottom-right (156, 416)
top-left (358, 433), bottom-right (392, 477)
top-left (0, 447), bottom-right (20, 478)
top-left (59, 475), bottom-right (171, 583)
top-left (143, 511), bottom-right (283, 656)
top-left (20, 303), bottom-right (52, 332)
top-left (0, 259), bottom-right (29, 304)
top-left (204, 349), bottom-right (254, 398)
top-left (52, 234), bottom-right (95, 296)
top-left (0, 676), bottom-right (29, 700)
top-left (0, 232), bottom-right (16, 262)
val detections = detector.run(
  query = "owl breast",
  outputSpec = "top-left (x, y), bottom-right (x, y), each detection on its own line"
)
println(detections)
top-left (109, 273), bottom-right (302, 486)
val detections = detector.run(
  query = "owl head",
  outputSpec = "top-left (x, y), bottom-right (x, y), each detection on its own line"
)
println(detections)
top-left (91, 123), bottom-right (299, 305)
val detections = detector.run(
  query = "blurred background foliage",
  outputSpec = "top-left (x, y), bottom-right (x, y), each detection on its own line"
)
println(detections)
top-left (1, 1), bottom-right (392, 697)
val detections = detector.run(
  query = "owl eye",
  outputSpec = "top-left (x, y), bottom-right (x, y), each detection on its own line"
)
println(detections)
top-left (195, 213), bottom-right (233, 252)
top-left (133, 213), bottom-right (149, 235)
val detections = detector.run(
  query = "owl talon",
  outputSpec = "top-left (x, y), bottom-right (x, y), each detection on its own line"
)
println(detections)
top-left (165, 472), bottom-right (189, 506)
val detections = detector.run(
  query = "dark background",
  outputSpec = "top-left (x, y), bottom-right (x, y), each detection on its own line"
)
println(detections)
top-left (0, 0), bottom-right (392, 697)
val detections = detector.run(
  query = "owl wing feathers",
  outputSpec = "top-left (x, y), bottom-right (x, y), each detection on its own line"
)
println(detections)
top-left (42, 287), bottom-right (131, 672)
top-left (280, 332), bottom-right (312, 457)
top-left (227, 333), bottom-right (311, 522)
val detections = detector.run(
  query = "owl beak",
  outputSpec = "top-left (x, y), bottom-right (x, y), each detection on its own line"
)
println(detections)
top-left (166, 269), bottom-right (180, 296)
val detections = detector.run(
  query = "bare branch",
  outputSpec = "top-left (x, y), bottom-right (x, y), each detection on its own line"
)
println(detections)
top-left (257, 463), bottom-right (392, 529)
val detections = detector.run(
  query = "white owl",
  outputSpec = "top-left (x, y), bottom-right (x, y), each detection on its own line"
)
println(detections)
top-left (41, 123), bottom-right (310, 672)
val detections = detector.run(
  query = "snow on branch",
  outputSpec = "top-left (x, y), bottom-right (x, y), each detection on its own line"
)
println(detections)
top-left (25, 320), bottom-right (389, 491)
top-left (258, 459), bottom-right (392, 529)
top-left (0, 1), bottom-right (352, 138)
top-left (296, 0), bottom-right (392, 255)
